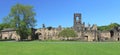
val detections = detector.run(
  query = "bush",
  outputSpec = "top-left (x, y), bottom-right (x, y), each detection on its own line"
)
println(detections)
top-left (58, 29), bottom-right (77, 40)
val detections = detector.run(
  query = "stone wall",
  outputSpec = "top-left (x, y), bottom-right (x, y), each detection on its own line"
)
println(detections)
top-left (35, 28), bottom-right (61, 40)
top-left (100, 31), bottom-right (111, 38)
top-left (0, 32), bottom-right (1, 39)
top-left (1, 30), bottom-right (20, 41)
top-left (112, 32), bottom-right (120, 41)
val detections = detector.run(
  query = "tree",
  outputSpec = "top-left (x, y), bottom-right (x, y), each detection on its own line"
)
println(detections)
top-left (98, 26), bottom-right (108, 31)
top-left (0, 23), bottom-right (11, 31)
top-left (58, 28), bottom-right (77, 40)
top-left (0, 16), bottom-right (13, 31)
top-left (2, 16), bottom-right (11, 24)
top-left (47, 26), bottom-right (53, 30)
top-left (98, 23), bottom-right (120, 31)
top-left (108, 23), bottom-right (120, 29)
top-left (8, 4), bottom-right (36, 40)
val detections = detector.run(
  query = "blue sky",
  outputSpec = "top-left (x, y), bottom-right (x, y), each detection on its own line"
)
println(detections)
top-left (0, 0), bottom-right (120, 28)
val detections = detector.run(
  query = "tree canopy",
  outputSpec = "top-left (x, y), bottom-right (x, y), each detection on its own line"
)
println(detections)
top-left (0, 23), bottom-right (11, 31)
top-left (98, 23), bottom-right (120, 31)
top-left (58, 29), bottom-right (77, 38)
top-left (1, 4), bottom-right (36, 40)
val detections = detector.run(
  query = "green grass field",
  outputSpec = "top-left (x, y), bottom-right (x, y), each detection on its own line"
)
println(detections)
top-left (0, 41), bottom-right (120, 55)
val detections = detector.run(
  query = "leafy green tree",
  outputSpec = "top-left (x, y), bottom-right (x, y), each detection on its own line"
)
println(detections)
top-left (108, 23), bottom-right (119, 29)
top-left (2, 16), bottom-right (11, 24)
top-left (0, 23), bottom-right (4, 31)
top-left (58, 29), bottom-right (77, 40)
top-left (0, 16), bottom-right (13, 31)
top-left (98, 23), bottom-right (120, 31)
top-left (47, 26), bottom-right (53, 30)
top-left (98, 26), bottom-right (108, 31)
top-left (8, 4), bottom-right (36, 40)
top-left (0, 23), bottom-right (11, 31)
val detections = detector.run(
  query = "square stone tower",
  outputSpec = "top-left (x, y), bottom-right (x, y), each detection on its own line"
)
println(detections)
top-left (73, 13), bottom-right (83, 32)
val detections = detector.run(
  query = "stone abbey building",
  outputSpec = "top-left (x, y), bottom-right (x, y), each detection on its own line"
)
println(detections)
top-left (35, 13), bottom-right (120, 41)
top-left (34, 13), bottom-right (98, 41)
top-left (0, 13), bottom-right (120, 41)
top-left (73, 13), bottom-right (98, 41)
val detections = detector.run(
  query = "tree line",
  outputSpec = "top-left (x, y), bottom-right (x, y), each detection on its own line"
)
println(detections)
top-left (98, 23), bottom-right (120, 31)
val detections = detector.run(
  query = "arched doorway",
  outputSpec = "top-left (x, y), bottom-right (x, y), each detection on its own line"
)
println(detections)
top-left (38, 33), bottom-right (43, 40)
top-left (35, 33), bottom-right (39, 39)
top-left (84, 36), bottom-right (88, 41)
top-left (118, 38), bottom-right (120, 41)
top-left (110, 30), bottom-right (114, 38)
top-left (5, 37), bottom-right (7, 39)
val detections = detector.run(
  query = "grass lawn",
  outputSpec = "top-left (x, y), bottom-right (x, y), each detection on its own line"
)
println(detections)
top-left (0, 41), bottom-right (120, 55)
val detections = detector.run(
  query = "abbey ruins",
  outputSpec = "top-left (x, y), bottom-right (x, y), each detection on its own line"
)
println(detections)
top-left (0, 13), bottom-right (120, 41)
